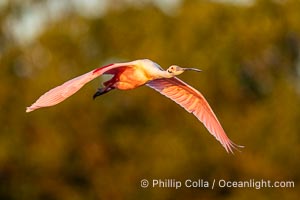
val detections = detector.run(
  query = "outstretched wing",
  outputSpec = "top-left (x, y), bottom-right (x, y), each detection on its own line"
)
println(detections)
top-left (146, 77), bottom-right (241, 153)
top-left (26, 61), bottom-right (135, 112)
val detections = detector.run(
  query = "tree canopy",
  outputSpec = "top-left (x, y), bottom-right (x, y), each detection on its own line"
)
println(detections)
top-left (0, 0), bottom-right (299, 199)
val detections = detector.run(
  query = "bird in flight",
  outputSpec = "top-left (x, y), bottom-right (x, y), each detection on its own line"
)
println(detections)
top-left (26, 59), bottom-right (241, 153)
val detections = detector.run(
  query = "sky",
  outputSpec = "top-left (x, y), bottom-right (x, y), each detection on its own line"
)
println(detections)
top-left (3, 0), bottom-right (253, 45)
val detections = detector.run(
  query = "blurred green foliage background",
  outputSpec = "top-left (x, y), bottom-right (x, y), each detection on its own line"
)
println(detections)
top-left (0, 0), bottom-right (299, 199)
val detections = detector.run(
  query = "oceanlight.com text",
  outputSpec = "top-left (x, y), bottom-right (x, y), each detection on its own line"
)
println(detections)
top-left (140, 179), bottom-right (295, 190)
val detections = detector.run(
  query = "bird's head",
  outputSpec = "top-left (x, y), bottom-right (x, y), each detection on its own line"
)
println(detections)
top-left (167, 65), bottom-right (202, 76)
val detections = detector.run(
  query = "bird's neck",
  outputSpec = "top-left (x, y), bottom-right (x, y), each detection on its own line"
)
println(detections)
top-left (155, 70), bottom-right (174, 79)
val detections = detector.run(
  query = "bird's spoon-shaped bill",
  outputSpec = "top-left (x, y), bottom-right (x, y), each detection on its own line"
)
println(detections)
top-left (182, 68), bottom-right (202, 72)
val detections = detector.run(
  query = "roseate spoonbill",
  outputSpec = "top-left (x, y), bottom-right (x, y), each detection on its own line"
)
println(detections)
top-left (26, 59), bottom-right (242, 153)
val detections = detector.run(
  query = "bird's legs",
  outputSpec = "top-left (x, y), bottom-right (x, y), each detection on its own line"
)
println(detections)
top-left (93, 86), bottom-right (114, 99)
top-left (93, 77), bottom-right (117, 99)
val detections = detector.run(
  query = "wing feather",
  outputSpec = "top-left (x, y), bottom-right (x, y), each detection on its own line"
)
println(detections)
top-left (26, 61), bottom-right (135, 112)
top-left (147, 77), bottom-right (241, 153)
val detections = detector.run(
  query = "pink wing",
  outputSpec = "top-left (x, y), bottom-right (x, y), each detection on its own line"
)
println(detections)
top-left (26, 61), bottom-right (135, 112)
top-left (147, 77), bottom-right (241, 153)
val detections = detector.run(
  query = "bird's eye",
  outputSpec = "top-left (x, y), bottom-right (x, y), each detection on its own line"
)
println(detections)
top-left (168, 66), bottom-right (174, 73)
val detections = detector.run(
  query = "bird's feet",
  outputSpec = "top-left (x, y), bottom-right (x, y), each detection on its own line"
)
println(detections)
top-left (93, 87), bottom-right (113, 99)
